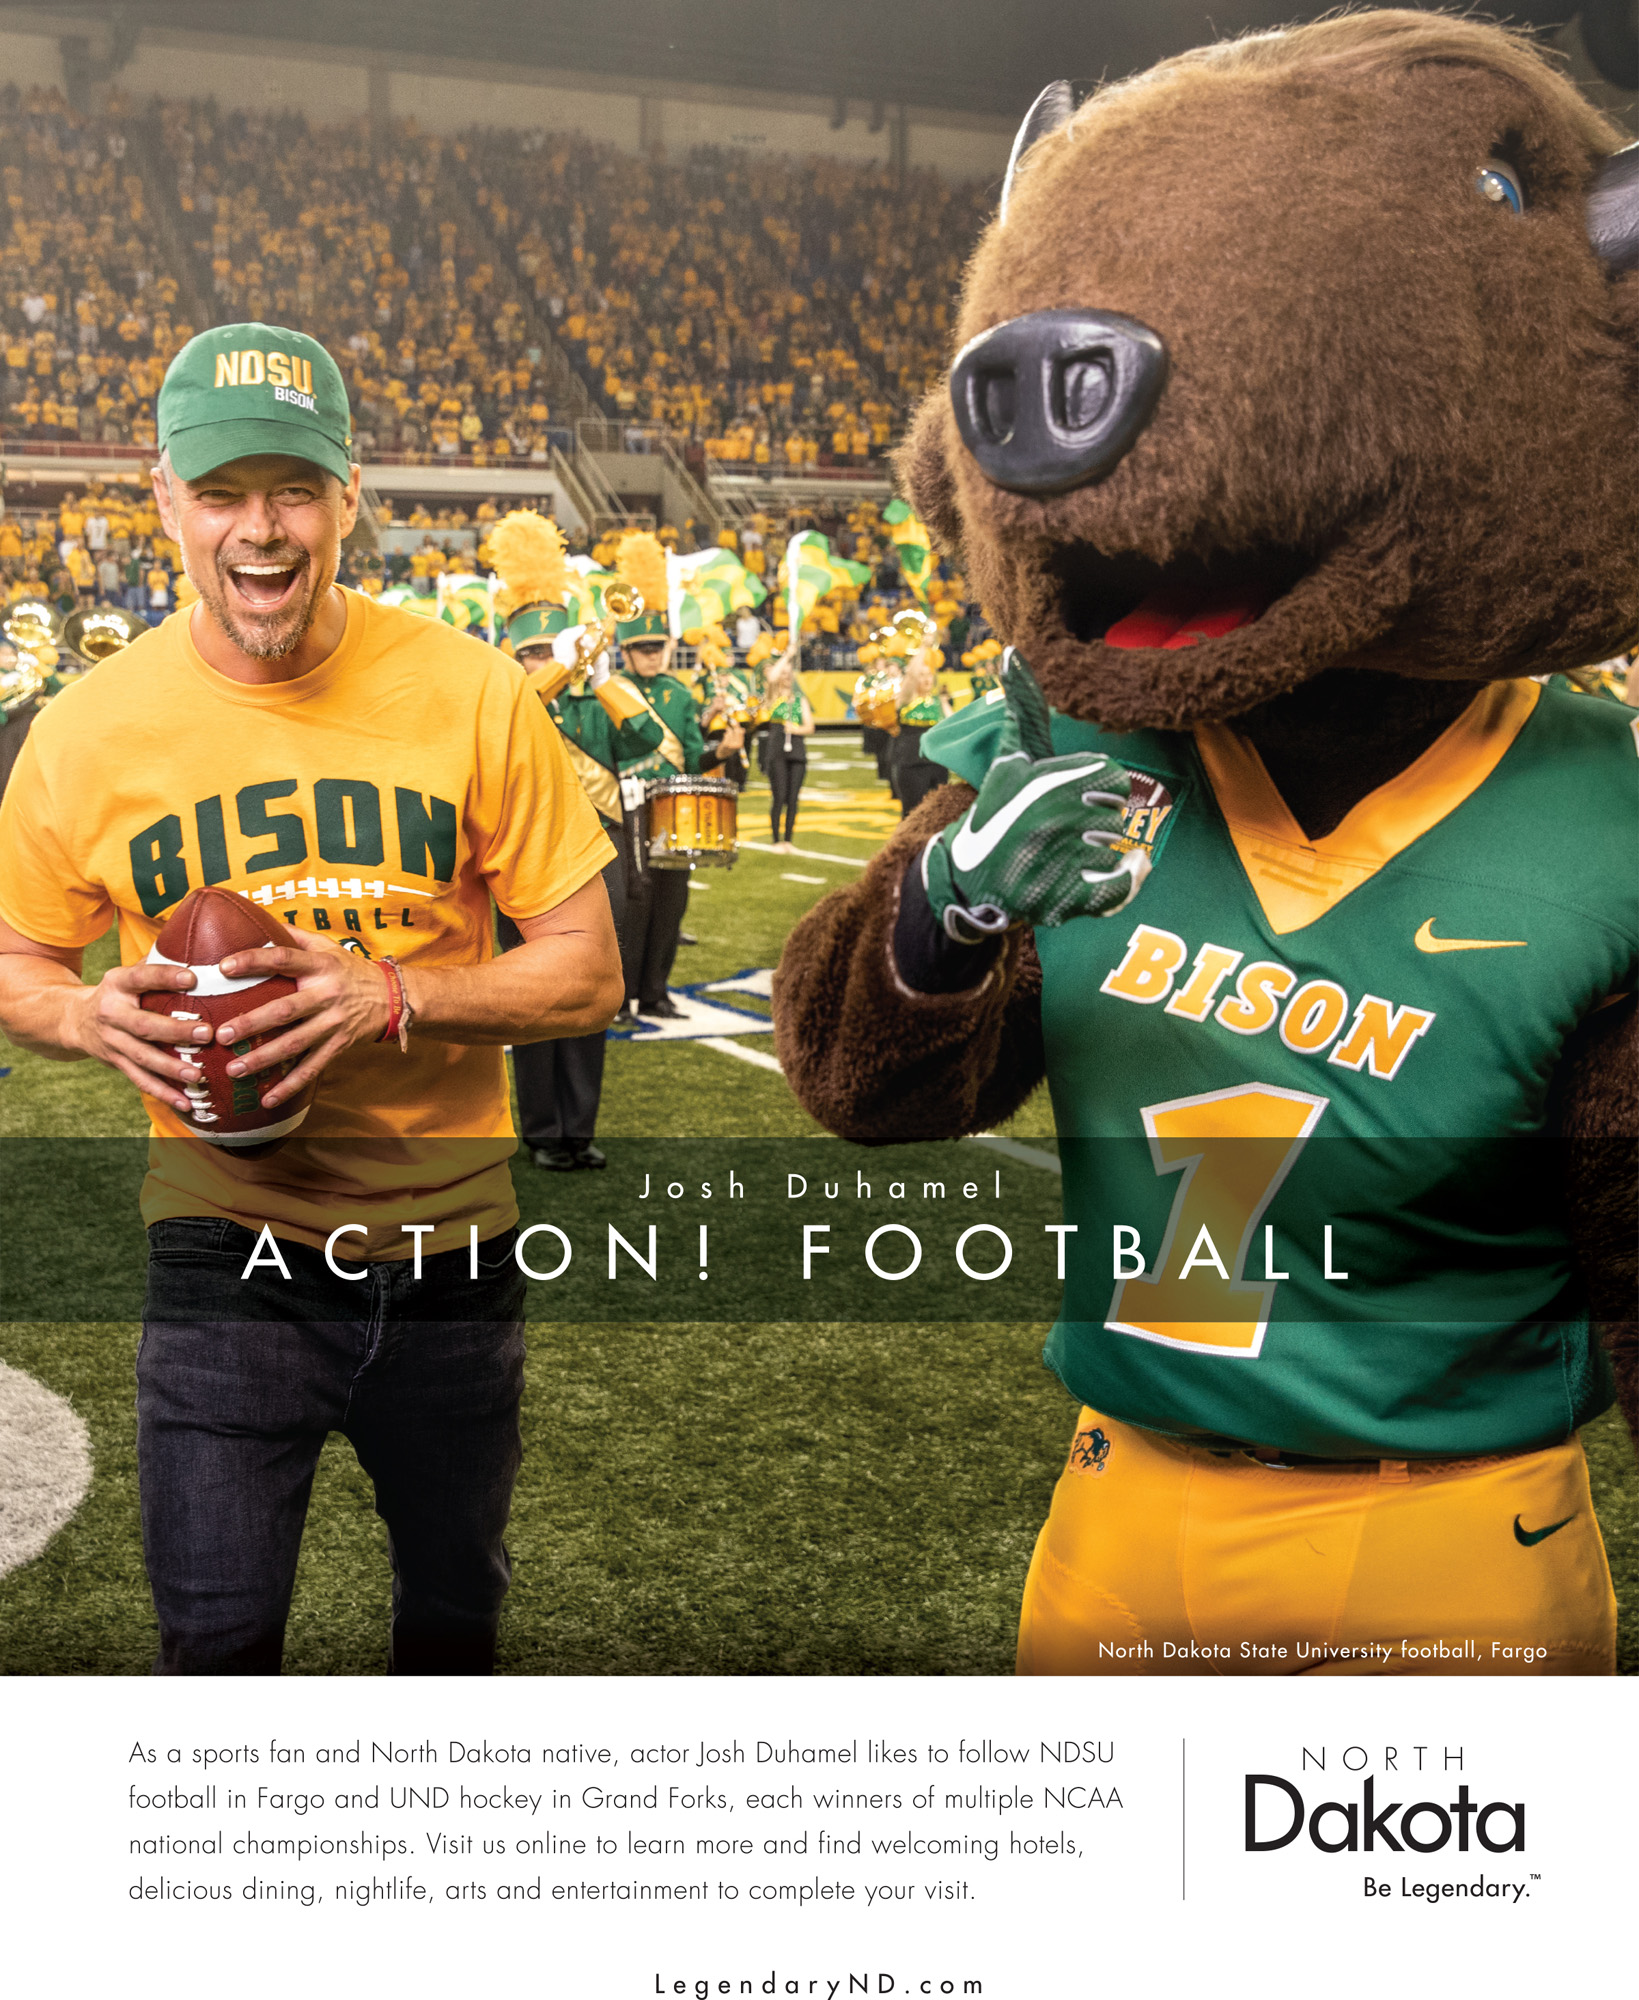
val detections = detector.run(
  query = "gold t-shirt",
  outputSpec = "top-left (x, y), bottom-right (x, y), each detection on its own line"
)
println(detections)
top-left (0, 588), bottom-right (614, 1256)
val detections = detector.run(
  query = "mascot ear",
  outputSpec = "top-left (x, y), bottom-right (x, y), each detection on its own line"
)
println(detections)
top-left (999, 79), bottom-right (1082, 222)
top-left (1588, 142), bottom-right (1639, 272)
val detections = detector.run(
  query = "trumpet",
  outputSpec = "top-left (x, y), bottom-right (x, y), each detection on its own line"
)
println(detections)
top-left (557, 581), bottom-right (657, 730)
top-left (570, 581), bottom-right (642, 684)
top-left (525, 582), bottom-right (645, 704)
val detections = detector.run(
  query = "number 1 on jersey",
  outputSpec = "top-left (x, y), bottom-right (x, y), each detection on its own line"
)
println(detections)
top-left (1106, 1083), bottom-right (1328, 1357)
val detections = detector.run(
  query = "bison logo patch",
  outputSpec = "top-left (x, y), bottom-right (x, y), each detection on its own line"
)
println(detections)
top-left (1070, 1425), bottom-right (1113, 1475)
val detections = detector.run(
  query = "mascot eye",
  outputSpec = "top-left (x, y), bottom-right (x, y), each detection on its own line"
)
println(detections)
top-left (1475, 160), bottom-right (1524, 213)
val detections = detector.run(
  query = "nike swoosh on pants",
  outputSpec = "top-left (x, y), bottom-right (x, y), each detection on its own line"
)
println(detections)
top-left (1513, 1513), bottom-right (1576, 1547)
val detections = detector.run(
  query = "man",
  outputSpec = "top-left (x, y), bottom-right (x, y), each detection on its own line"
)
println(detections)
top-left (489, 509), bottom-right (665, 1169)
top-left (0, 322), bottom-right (622, 1676)
top-left (609, 533), bottom-right (742, 1020)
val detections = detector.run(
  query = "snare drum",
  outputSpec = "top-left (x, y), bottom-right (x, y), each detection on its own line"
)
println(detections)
top-left (647, 774), bottom-right (739, 869)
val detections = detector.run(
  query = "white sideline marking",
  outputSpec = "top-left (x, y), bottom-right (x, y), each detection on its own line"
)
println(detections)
top-left (705, 969), bottom-right (775, 998)
top-left (0, 1364), bottom-right (92, 1577)
top-left (698, 1036), bottom-right (784, 1073)
top-left (741, 840), bottom-right (866, 867)
top-left (968, 1134), bottom-right (1062, 1174)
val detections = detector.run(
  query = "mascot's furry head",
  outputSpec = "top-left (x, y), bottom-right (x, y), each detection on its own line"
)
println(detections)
top-left (901, 11), bottom-right (1639, 732)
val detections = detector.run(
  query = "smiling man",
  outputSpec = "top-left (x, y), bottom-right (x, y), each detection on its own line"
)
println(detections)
top-left (0, 323), bottom-right (623, 1675)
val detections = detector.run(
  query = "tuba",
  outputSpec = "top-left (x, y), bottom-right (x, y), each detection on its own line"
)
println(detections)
top-left (2, 601), bottom-right (61, 714)
top-left (62, 604), bottom-right (148, 669)
top-left (4, 599), bottom-right (61, 651)
top-left (0, 645), bottom-right (46, 720)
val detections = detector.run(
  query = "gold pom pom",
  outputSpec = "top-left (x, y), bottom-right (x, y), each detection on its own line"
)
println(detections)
top-left (614, 530), bottom-right (670, 622)
top-left (489, 510), bottom-right (569, 623)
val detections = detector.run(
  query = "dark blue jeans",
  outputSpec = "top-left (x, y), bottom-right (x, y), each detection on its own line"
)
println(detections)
top-left (138, 1218), bottom-right (526, 1677)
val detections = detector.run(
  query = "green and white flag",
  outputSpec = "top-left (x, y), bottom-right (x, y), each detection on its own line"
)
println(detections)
top-left (781, 531), bottom-right (871, 634)
top-left (883, 498), bottom-right (937, 610)
top-left (670, 546), bottom-right (767, 635)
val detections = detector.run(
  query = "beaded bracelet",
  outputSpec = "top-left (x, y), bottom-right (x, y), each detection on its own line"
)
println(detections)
top-left (377, 955), bottom-right (413, 1052)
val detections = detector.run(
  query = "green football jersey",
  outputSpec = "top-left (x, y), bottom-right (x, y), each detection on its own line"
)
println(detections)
top-left (923, 680), bottom-right (1638, 1459)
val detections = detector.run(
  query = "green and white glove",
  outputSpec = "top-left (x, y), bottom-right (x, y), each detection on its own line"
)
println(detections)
top-left (921, 649), bottom-right (1150, 943)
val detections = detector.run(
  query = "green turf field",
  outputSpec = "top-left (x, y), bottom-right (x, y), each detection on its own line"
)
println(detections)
top-left (2, 736), bottom-right (1634, 1673)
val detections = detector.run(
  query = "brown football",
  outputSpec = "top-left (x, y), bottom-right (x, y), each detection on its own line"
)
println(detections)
top-left (140, 887), bottom-right (316, 1146)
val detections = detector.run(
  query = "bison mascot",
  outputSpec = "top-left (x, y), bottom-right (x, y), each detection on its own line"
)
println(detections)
top-left (773, 11), bottom-right (1639, 1675)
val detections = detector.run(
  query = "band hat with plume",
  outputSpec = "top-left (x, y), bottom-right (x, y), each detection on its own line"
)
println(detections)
top-left (614, 531), bottom-right (672, 642)
top-left (490, 510), bottom-right (574, 647)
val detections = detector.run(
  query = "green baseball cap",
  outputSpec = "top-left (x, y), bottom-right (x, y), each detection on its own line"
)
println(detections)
top-left (616, 608), bottom-right (670, 644)
top-left (508, 601), bottom-right (574, 649)
top-left (158, 322), bottom-right (353, 483)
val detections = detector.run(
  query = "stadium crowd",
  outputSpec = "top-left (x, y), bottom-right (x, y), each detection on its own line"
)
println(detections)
top-left (154, 101), bottom-right (563, 464)
top-left (0, 86), bottom-right (191, 449)
top-left (464, 133), bottom-right (987, 465)
top-left (0, 80), bottom-right (989, 470)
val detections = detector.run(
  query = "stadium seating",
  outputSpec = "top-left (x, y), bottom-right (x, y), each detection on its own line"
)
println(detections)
top-left (462, 132), bottom-right (988, 465)
top-left (0, 84), bottom-right (186, 450)
top-left (152, 100), bottom-right (558, 464)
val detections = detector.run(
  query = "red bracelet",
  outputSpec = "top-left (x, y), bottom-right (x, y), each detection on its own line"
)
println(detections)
top-left (376, 956), bottom-right (411, 1051)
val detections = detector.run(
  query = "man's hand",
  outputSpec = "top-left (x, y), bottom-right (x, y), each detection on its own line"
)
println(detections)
top-left (209, 927), bottom-right (390, 1109)
top-left (64, 957), bottom-right (220, 1117)
top-left (921, 650), bottom-right (1150, 943)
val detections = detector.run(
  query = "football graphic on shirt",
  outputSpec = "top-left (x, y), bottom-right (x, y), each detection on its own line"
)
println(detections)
top-left (140, 887), bottom-right (316, 1145)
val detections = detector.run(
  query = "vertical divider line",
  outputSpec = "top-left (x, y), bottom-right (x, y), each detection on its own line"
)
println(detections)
top-left (1181, 1737), bottom-right (1187, 1899)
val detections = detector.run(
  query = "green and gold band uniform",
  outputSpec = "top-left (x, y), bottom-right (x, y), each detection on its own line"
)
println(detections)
top-left (551, 685), bottom-right (664, 825)
top-left (617, 667), bottom-right (705, 782)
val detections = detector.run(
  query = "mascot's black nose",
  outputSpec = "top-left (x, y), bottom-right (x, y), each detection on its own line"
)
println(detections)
top-left (949, 308), bottom-right (1168, 496)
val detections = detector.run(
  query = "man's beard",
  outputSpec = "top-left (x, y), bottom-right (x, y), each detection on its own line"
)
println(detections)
top-left (192, 545), bottom-right (328, 660)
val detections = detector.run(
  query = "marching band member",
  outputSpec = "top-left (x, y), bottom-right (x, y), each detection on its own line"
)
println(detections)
top-left (491, 511), bottom-right (664, 1166)
top-left (611, 533), bottom-right (743, 1020)
top-left (888, 624), bottom-right (952, 817)
top-left (760, 650), bottom-right (814, 852)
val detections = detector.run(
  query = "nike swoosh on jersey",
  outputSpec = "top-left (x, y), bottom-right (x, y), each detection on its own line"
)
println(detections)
top-left (949, 763), bottom-right (1100, 872)
top-left (1513, 1512), bottom-right (1576, 1547)
top-left (1415, 919), bottom-right (1528, 954)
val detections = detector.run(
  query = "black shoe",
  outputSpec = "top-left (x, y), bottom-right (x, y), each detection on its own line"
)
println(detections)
top-left (678, 930), bottom-right (698, 945)
top-left (640, 995), bottom-right (683, 1019)
top-left (531, 1145), bottom-right (578, 1171)
top-left (572, 1142), bottom-right (607, 1170)
top-left (610, 1002), bottom-right (638, 1029)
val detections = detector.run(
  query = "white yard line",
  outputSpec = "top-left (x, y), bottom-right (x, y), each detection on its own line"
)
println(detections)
top-left (782, 872), bottom-right (826, 884)
top-left (968, 1134), bottom-right (1062, 1174)
top-left (690, 1038), bottom-right (1064, 1170)
top-left (697, 1036), bottom-right (784, 1073)
top-left (741, 840), bottom-right (867, 868)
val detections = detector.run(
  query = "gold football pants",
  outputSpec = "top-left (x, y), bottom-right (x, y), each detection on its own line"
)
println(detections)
top-left (1016, 1408), bottom-right (1616, 1675)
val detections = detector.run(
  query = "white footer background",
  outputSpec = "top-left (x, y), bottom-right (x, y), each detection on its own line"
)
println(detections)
top-left (3, 1676), bottom-right (1627, 1997)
